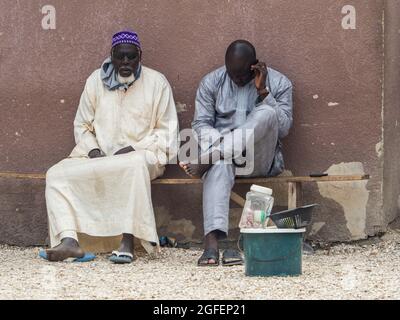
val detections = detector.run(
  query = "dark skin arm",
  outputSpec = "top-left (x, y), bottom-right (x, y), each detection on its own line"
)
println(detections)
top-left (88, 146), bottom-right (135, 158)
top-left (114, 146), bottom-right (135, 155)
top-left (88, 148), bottom-right (104, 158)
top-left (251, 61), bottom-right (269, 100)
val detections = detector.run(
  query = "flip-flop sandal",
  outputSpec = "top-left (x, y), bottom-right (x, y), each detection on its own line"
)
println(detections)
top-left (197, 248), bottom-right (219, 267)
top-left (109, 251), bottom-right (134, 264)
top-left (222, 249), bottom-right (244, 266)
top-left (38, 249), bottom-right (96, 263)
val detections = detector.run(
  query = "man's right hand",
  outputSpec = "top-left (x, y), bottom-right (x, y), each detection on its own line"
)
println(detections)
top-left (88, 148), bottom-right (103, 158)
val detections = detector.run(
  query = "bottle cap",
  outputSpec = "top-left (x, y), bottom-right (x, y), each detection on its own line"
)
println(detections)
top-left (250, 184), bottom-right (273, 195)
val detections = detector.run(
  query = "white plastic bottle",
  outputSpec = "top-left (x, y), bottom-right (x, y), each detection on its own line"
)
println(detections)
top-left (239, 185), bottom-right (274, 229)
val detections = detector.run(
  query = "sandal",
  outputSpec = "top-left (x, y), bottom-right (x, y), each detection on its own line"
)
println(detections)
top-left (38, 250), bottom-right (96, 263)
top-left (109, 251), bottom-right (135, 264)
top-left (222, 249), bottom-right (243, 266)
top-left (197, 248), bottom-right (219, 267)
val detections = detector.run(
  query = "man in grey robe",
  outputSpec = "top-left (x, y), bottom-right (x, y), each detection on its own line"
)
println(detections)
top-left (180, 40), bottom-right (293, 266)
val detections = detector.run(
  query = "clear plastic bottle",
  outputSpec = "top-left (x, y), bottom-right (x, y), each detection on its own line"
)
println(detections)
top-left (239, 185), bottom-right (274, 229)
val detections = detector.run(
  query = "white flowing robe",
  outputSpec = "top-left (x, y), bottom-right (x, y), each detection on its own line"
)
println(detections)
top-left (45, 66), bottom-right (179, 253)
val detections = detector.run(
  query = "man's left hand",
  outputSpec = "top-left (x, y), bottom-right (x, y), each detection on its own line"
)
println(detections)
top-left (251, 61), bottom-right (268, 93)
top-left (114, 146), bottom-right (135, 155)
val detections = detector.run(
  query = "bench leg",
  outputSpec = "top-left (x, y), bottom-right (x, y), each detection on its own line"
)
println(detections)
top-left (230, 191), bottom-right (246, 207)
top-left (288, 182), bottom-right (302, 209)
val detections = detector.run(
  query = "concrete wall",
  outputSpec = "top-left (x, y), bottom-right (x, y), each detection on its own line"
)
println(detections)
top-left (383, 0), bottom-right (400, 229)
top-left (0, 0), bottom-right (397, 246)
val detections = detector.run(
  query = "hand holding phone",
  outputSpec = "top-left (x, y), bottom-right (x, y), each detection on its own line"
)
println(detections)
top-left (251, 60), bottom-right (268, 92)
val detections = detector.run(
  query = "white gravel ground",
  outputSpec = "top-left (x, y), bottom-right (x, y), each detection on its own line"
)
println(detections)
top-left (0, 229), bottom-right (399, 300)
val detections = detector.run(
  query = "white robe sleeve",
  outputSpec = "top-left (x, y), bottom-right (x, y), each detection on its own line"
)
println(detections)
top-left (132, 79), bottom-right (179, 164)
top-left (71, 77), bottom-right (101, 156)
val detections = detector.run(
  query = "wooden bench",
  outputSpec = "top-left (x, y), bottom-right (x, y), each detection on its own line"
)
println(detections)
top-left (153, 175), bottom-right (370, 209)
top-left (0, 171), bottom-right (370, 252)
top-left (0, 172), bottom-right (370, 209)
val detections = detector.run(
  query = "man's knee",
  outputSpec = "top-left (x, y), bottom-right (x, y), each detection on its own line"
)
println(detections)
top-left (253, 104), bottom-right (278, 127)
top-left (130, 150), bottom-right (158, 169)
top-left (113, 152), bottom-right (150, 173)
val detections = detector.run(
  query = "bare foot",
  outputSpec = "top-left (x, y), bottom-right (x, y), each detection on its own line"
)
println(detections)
top-left (46, 238), bottom-right (84, 262)
top-left (198, 230), bottom-right (221, 265)
top-left (179, 162), bottom-right (212, 178)
top-left (179, 148), bottom-right (222, 178)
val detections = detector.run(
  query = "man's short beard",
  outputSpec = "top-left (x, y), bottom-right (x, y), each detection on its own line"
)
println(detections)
top-left (117, 73), bottom-right (135, 84)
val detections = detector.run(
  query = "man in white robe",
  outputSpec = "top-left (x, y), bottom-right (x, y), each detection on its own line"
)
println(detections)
top-left (45, 30), bottom-right (179, 263)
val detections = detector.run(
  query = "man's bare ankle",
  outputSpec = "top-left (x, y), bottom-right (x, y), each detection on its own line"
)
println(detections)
top-left (61, 237), bottom-right (80, 247)
top-left (119, 233), bottom-right (134, 252)
top-left (205, 231), bottom-right (220, 250)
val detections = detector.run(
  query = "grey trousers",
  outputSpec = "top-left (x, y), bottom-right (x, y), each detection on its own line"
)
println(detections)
top-left (202, 104), bottom-right (279, 236)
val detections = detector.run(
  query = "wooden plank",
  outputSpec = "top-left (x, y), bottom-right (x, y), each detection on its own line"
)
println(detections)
top-left (0, 172), bottom-right (46, 180)
top-left (152, 178), bottom-right (202, 184)
top-left (288, 182), bottom-right (302, 209)
top-left (151, 175), bottom-right (370, 184)
top-left (0, 172), bottom-right (370, 184)
top-left (230, 191), bottom-right (246, 207)
top-left (233, 175), bottom-right (370, 183)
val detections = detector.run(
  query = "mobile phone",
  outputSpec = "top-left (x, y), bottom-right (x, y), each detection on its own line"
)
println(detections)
top-left (250, 59), bottom-right (259, 75)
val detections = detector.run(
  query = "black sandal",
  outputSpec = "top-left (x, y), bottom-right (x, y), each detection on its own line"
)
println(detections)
top-left (197, 248), bottom-right (219, 267)
top-left (222, 249), bottom-right (244, 266)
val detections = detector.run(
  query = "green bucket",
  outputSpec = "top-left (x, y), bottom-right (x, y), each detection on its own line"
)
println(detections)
top-left (241, 228), bottom-right (305, 277)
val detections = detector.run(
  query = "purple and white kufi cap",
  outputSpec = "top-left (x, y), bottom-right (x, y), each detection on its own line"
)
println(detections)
top-left (112, 30), bottom-right (141, 49)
